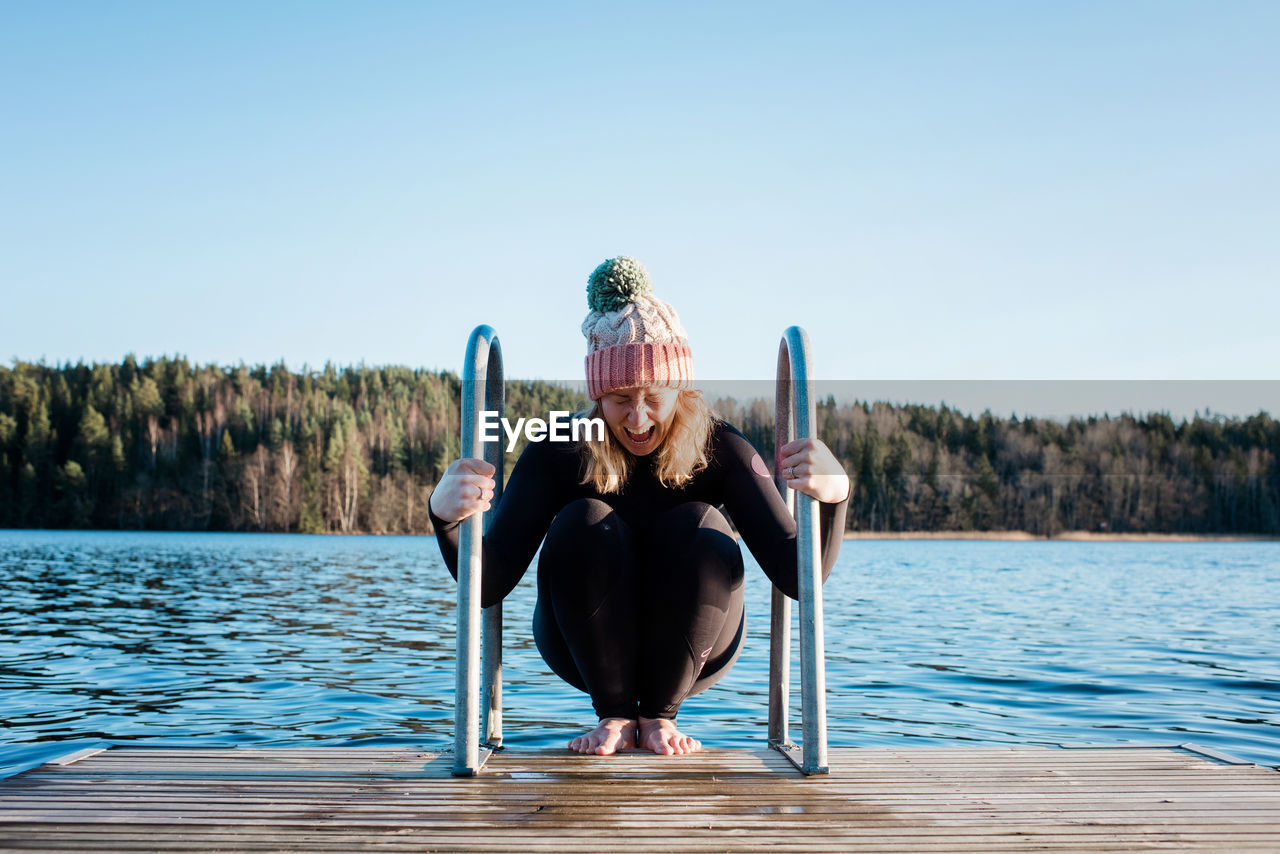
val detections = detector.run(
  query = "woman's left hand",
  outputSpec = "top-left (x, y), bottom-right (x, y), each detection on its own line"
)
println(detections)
top-left (779, 438), bottom-right (851, 504)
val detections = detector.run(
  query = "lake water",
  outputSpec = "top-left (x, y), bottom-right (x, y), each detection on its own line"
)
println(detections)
top-left (2, 530), bottom-right (1278, 777)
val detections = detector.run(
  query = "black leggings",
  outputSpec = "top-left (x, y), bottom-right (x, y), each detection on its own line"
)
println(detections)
top-left (533, 498), bottom-right (746, 720)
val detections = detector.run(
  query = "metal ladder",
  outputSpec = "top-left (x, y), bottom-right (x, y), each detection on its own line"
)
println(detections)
top-left (768, 325), bottom-right (829, 775)
top-left (452, 325), bottom-right (505, 776)
top-left (451, 324), bottom-right (828, 776)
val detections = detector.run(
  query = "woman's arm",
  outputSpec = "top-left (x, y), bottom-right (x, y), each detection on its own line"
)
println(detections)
top-left (428, 439), bottom-right (568, 608)
top-left (715, 423), bottom-right (850, 600)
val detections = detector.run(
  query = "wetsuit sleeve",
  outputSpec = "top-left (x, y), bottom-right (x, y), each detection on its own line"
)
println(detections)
top-left (428, 439), bottom-right (568, 608)
top-left (715, 424), bottom-right (849, 600)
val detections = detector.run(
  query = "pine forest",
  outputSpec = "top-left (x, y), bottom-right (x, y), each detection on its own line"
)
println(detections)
top-left (1, 358), bottom-right (1277, 536)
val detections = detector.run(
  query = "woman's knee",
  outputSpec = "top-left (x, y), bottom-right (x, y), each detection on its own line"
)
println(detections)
top-left (649, 502), bottom-right (744, 589)
top-left (543, 498), bottom-right (626, 556)
top-left (538, 498), bottom-right (633, 595)
top-left (660, 501), bottom-right (740, 558)
top-left (661, 501), bottom-right (730, 533)
top-left (549, 496), bottom-right (614, 532)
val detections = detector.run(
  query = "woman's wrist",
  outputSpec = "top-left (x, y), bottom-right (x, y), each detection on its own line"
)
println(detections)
top-left (427, 489), bottom-right (458, 526)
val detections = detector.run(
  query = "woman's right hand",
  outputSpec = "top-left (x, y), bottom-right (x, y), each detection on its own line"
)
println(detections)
top-left (428, 458), bottom-right (497, 523)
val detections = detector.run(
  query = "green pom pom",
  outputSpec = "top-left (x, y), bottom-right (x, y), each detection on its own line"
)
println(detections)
top-left (587, 256), bottom-right (653, 313)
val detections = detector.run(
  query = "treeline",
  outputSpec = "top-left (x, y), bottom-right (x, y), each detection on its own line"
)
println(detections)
top-left (2, 358), bottom-right (1278, 535)
top-left (715, 396), bottom-right (1279, 535)
top-left (0, 357), bottom-right (581, 534)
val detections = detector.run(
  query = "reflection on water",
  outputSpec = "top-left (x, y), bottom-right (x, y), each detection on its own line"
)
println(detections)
top-left (2, 531), bottom-right (1278, 776)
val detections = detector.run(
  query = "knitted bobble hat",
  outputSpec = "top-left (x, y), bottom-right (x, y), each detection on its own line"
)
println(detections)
top-left (581, 256), bottom-right (695, 400)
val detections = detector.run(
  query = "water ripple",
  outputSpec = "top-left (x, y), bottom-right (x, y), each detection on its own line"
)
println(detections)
top-left (2, 531), bottom-right (1278, 777)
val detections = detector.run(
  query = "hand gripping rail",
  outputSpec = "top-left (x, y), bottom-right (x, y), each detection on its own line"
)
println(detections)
top-left (453, 325), bottom-right (505, 777)
top-left (768, 326), bottom-right (830, 775)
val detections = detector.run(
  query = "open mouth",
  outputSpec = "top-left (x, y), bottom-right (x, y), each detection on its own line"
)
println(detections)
top-left (622, 425), bottom-right (657, 448)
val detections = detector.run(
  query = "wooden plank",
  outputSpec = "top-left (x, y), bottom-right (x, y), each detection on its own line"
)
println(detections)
top-left (7, 786), bottom-right (1276, 799)
top-left (20, 781), bottom-right (1277, 794)
top-left (39, 748), bottom-right (108, 768)
top-left (1, 746), bottom-right (1276, 853)
top-left (15, 752), bottom-right (1259, 773)
top-left (5, 831), bottom-right (1280, 848)
top-left (4, 841), bottom-right (1280, 854)
top-left (3, 831), bottom-right (1280, 849)
top-left (4, 812), bottom-right (1280, 831)
top-left (5, 785), bottom-right (1280, 803)
top-left (5, 821), bottom-right (1280, 837)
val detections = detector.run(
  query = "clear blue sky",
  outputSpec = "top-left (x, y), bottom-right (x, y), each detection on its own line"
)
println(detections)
top-left (2, 1), bottom-right (1277, 415)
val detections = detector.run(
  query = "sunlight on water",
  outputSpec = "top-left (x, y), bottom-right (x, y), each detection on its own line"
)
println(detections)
top-left (2, 531), bottom-right (1277, 777)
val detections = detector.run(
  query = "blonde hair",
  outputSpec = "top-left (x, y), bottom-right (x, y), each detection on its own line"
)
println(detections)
top-left (578, 390), bottom-right (715, 494)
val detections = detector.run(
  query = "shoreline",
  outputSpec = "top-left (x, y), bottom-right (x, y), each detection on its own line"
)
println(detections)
top-left (842, 530), bottom-right (1279, 542)
top-left (2, 528), bottom-right (1275, 543)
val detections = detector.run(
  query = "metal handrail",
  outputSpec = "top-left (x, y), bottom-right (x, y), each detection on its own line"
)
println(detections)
top-left (450, 323), bottom-right (827, 775)
top-left (453, 325), bottom-right (505, 777)
top-left (768, 326), bottom-right (829, 775)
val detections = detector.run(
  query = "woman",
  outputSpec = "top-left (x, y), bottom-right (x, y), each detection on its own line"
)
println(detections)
top-left (429, 256), bottom-right (850, 756)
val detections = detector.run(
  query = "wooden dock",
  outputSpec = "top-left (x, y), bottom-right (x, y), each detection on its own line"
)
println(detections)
top-left (2, 745), bottom-right (1279, 852)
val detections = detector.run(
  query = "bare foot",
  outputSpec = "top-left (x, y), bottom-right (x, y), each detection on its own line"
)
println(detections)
top-left (638, 717), bottom-right (702, 755)
top-left (568, 717), bottom-right (637, 755)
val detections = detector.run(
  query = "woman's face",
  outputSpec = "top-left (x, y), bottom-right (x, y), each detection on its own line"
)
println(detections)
top-left (599, 387), bottom-right (680, 456)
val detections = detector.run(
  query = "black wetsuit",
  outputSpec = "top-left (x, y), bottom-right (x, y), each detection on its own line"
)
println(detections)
top-left (430, 419), bottom-right (848, 720)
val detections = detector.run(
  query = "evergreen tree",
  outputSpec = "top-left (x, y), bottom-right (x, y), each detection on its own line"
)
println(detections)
top-left (1, 357), bottom-right (1277, 535)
